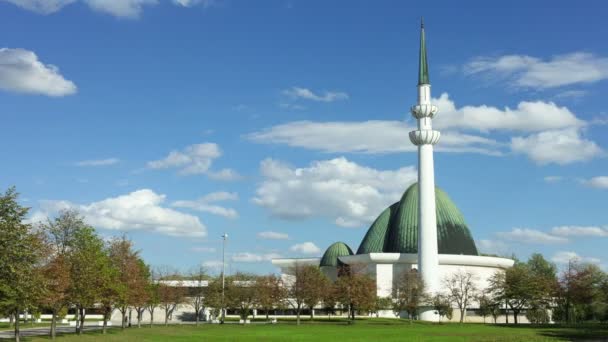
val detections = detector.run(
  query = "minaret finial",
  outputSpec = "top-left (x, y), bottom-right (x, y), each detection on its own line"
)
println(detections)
top-left (418, 18), bottom-right (430, 85)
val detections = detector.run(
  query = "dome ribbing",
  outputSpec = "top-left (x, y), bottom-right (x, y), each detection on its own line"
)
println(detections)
top-left (357, 183), bottom-right (478, 255)
top-left (320, 242), bottom-right (354, 267)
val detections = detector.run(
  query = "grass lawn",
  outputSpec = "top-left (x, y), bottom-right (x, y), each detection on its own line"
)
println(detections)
top-left (18, 318), bottom-right (608, 341)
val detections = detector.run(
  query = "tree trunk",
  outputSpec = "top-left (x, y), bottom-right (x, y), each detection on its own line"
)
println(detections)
top-left (14, 309), bottom-right (20, 342)
top-left (50, 310), bottom-right (57, 340)
top-left (150, 310), bottom-right (154, 328)
top-left (513, 311), bottom-right (518, 324)
top-left (128, 309), bottom-right (132, 328)
top-left (74, 307), bottom-right (79, 334)
top-left (79, 307), bottom-right (86, 335)
top-left (195, 308), bottom-right (200, 326)
top-left (266, 311), bottom-right (269, 321)
top-left (121, 308), bottom-right (127, 329)
top-left (296, 306), bottom-right (301, 326)
top-left (164, 309), bottom-right (169, 326)
top-left (102, 311), bottom-right (108, 335)
top-left (460, 308), bottom-right (465, 323)
top-left (137, 309), bottom-right (142, 328)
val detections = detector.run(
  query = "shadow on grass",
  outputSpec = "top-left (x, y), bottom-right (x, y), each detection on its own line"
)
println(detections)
top-left (493, 323), bottom-right (608, 341)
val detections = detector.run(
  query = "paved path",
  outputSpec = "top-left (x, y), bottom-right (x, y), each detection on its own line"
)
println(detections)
top-left (0, 326), bottom-right (107, 339)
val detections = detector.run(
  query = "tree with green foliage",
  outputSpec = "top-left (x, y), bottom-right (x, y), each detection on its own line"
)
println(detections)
top-left (188, 266), bottom-right (209, 325)
top-left (0, 187), bottom-right (45, 342)
top-left (300, 267), bottom-right (329, 320)
top-left (225, 273), bottom-right (257, 322)
top-left (67, 223), bottom-right (112, 334)
top-left (555, 260), bottom-right (606, 323)
top-left (145, 282), bottom-right (161, 327)
top-left (285, 263), bottom-right (325, 325)
top-left (373, 297), bottom-right (393, 318)
top-left (443, 270), bottom-right (477, 323)
top-left (431, 294), bottom-right (453, 323)
top-left (392, 269), bottom-right (426, 321)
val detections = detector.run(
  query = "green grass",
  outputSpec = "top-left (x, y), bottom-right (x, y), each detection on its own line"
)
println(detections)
top-left (17, 318), bottom-right (608, 341)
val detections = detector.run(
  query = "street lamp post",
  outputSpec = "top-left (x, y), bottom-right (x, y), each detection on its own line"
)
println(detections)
top-left (221, 233), bottom-right (228, 324)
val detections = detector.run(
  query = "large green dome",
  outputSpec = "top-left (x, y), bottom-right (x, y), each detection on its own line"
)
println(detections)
top-left (320, 242), bottom-right (354, 267)
top-left (357, 183), bottom-right (478, 255)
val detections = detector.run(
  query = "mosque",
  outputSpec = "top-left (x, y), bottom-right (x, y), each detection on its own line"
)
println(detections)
top-left (272, 21), bottom-right (514, 322)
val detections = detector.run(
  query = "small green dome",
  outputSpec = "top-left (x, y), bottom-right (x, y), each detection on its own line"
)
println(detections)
top-left (320, 242), bottom-right (354, 267)
top-left (357, 183), bottom-right (478, 255)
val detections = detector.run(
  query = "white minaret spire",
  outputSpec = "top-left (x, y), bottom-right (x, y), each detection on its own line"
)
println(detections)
top-left (409, 18), bottom-right (440, 321)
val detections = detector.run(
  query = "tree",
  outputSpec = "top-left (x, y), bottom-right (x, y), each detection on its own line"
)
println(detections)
top-left (334, 264), bottom-right (376, 321)
top-left (132, 260), bottom-right (151, 328)
top-left (0, 187), bottom-right (45, 342)
top-left (158, 281), bottom-right (186, 325)
top-left (67, 223), bottom-right (112, 334)
top-left (488, 263), bottom-right (535, 324)
top-left (431, 294), bottom-right (453, 323)
top-left (38, 253), bottom-right (71, 339)
top-left (188, 266), bottom-right (209, 325)
top-left (254, 274), bottom-right (286, 321)
top-left (392, 269), bottom-right (426, 321)
top-left (555, 259), bottom-right (606, 323)
top-left (285, 263), bottom-right (325, 325)
top-left (204, 278), bottom-right (223, 322)
top-left (145, 283), bottom-right (160, 327)
top-left (225, 273), bottom-right (257, 322)
top-left (443, 270), bottom-right (477, 323)
top-left (300, 267), bottom-right (329, 320)
top-left (373, 297), bottom-right (393, 318)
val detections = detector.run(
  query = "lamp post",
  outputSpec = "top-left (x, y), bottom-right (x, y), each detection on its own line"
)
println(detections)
top-left (221, 233), bottom-right (228, 323)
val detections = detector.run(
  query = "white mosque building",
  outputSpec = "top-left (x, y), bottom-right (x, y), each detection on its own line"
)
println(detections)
top-left (272, 21), bottom-right (514, 322)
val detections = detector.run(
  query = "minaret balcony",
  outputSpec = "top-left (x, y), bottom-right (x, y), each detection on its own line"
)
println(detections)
top-left (409, 130), bottom-right (440, 146)
top-left (411, 104), bottom-right (438, 119)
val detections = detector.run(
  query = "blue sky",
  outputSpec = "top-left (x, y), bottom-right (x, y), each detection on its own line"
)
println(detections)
top-left (2, 0), bottom-right (608, 274)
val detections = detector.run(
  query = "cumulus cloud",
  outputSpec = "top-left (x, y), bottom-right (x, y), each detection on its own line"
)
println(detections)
top-left (252, 157), bottom-right (417, 227)
top-left (3, 0), bottom-right (215, 17)
top-left (172, 191), bottom-right (238, 219)
top-left (511, 128), bottom-right (603, 165)
top-left (232, 252), bottom-right (282, 263)
top-left (75, 158), bottom-right (119, 167)
top-left (148, 142), bottom-right (239, 179)
top-left (289, 242), bottom-right (321, 254)
top-left (247, 120), bottom-right (501, 155)
top-left (257, 231), bottom-right (289, 240)
top-left (464, 52), bottom-right (608, 88)
top-left (283, 87), bottom-right (348, 102)
top-left (544, 176), bottom-right (563, 183)
top-left (29, 189), bottom-right (206, 237)
top-left (248, 92), bottom-right (602, 164)
top-left (433, 93), bottom-right (584, 132)
top-left (1, 0), bottom-right (75, 14)
top-left (582, 176), bottom-right (608, 189)
top-left (552, 251), bottom-right (601, 265)
top-left (0, 48), bottom-right (77, 96)
top-left (173, 0), bottom-right (214, 7)
top-left (551, 226), bottom-right (608, 237)
top-left (476, 239), bottom-right (509, 255)
top-left (497, 228), bottom-right (568, 244)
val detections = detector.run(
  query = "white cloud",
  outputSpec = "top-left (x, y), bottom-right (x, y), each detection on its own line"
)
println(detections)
top-left (465, 52), bottom-right (608, 88)
top-left (582, 176), bottom-right (608, 189)
top-left (544, 176), bottom-right (563, 183)
top-left (1, 0), bottom-right (75, 14)
top-left (551, 251), bottom-right (601, 265)
top-left (289, 242), bottom-right (321, 255)
top-left (148, 143), bottom-right (238, 179)
top-left (247, 120), bottom-right (501, 155)
top-left (191, 246), bottom-right (216, 253)
top-left (476, 239), bottom-right (509, 255)
top-left (511, 128), bottom-right (603, 165)
top-left (206, 168), bottom-right (242, 181)
top-left (497, 228), bottom-right (568, 244)
top-left (173, 0), bottom-right (214, 7)
top-left (231, 252), bottom-right (282, 263)
top-left (0, 48), bottom-right (77, 96)
top-left (551, 226), bottom-right (608, 237)
top-left (257, 231), bottom-right (289, 240)
top-left (84, 0), bottom-right (157, 18)
top-left (433, 93), bottom-right (584, 132)
top-left (75, 158), bottom-right (119, 167)
top-left (253, 157), bottom-right (416, 227)
top-left (283, 87), bottom-right (348, 102)
top-left (29, 189), bottom-right (206, 237)
top-left (554, 90), bottom-right (587, 100)
top-left (172, 191), bottom-right (238, 219)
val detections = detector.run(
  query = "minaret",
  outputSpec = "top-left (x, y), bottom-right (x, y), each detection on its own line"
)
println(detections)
top-left (409, 18), bottom-right (440, 321)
